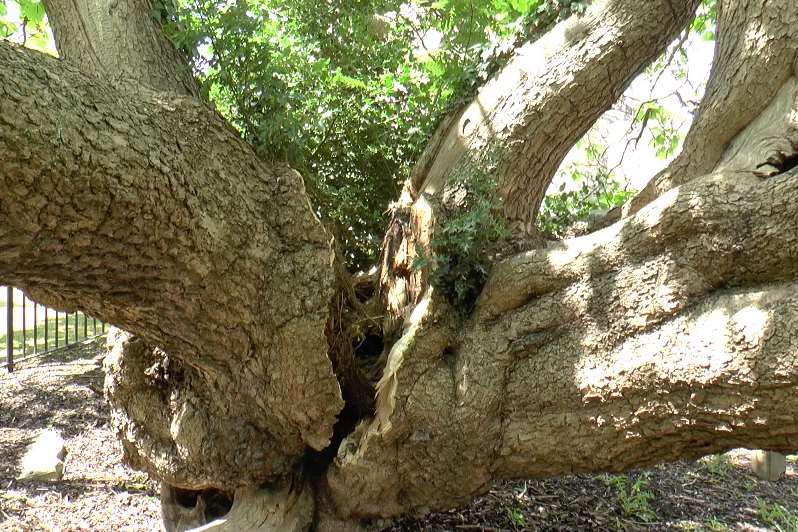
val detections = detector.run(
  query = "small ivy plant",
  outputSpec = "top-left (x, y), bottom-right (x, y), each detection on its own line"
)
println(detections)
top-left (413, 154), bottom-right (507, 310)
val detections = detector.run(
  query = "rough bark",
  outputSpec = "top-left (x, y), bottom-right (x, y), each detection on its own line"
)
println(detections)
top-left (410, 0), bottom-right (701, 230)
top-left (321, 0), bottom-right (798, 523)
top-left (2, 0), bottom-right (798, 529)
top-left (623, 0), bottom-right (798, 215)
top-left (0, 40), bottom-right (342, 488)
top-left (379, 0), bottom-right (701, 334)
top-left (324, 167), bottom-right (798, 521)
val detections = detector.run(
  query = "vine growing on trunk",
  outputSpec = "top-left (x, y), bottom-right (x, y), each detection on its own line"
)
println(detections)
top-left (413, 150), bottom-right (508, 310)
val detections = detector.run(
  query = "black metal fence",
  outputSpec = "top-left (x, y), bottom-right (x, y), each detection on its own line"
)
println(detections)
top-left (2, 286), bottom-right (106, 372)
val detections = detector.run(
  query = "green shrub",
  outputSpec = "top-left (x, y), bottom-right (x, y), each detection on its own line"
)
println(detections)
top-left (413, 154), bottom-right (507, 310)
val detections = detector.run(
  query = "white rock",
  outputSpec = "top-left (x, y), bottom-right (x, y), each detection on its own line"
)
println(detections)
top-left (18, 429), bottom-right (67, 481)
top-left (750, 450), bottom-right (786, 481)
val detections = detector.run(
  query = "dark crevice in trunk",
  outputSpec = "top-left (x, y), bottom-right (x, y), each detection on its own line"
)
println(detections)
top-left (313, 265), bottom-right (387, 474)
top-left (161, 484), bottom-right (234, 532)
top-left (303, 397), bottom-right (363, 477)
top-left (778, 151), bottom-right (798, 173)
top-left (756, 148), bottom-right (798, 177)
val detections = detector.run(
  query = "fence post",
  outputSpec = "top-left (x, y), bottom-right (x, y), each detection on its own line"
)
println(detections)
top-left (33, 303), bottom-right (38, 354)
top-left (21, 294), bottom-right (26, 357)
top-left (6, 286), bottom-right (14, 372)
top-left (44, 308), bottom-right (49, 352)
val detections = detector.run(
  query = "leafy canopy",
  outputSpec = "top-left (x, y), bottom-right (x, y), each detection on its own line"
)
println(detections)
top-left (0, 0), bottom-right (52, 51)
top-left (160, 0), bottom-right (587, 269)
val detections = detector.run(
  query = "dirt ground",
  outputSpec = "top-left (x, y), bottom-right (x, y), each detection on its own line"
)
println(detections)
top-left (1, 339), bottom-right (796, 531)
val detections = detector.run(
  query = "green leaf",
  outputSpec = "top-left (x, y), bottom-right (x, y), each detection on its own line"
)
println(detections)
top-left (18, 0), bottom-right (45, 26)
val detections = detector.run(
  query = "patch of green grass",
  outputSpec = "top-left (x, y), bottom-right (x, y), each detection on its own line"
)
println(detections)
top-left (700, 454), bottom-right (732, 478)
top-left (506, 506), bottom-right (526, 529)
top-left (604, 474), bottom-right (657, 522)
top-left (757, 500), bottom-right (798, 532)
top-left (0, 311), bottom-right (104, 358)
top-left (705, 516), bottom-right (729, 531)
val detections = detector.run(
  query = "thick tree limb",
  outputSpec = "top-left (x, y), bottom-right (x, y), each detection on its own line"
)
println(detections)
top-left (325, 168), bottom-right (798, 520)
top-left (379, 0), bottom-right (701, 334)
top-left (0, 41), bottom-right (342, 487)
top-left (42, 0), bottom-right (198, 95)
top-left (411, 0), bottom-right (701, 230)
top-left (623, 0), bottom-right (798, 215)
top-left (3, 0), bottom-right (798, 528)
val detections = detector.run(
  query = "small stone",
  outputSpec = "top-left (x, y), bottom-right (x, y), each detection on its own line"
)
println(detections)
top-left (17, 429), bottom-right (67, 481)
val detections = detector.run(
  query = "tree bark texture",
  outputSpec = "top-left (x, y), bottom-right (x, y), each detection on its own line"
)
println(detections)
top-left (410, 0), bottom-right (701, 230)
top-left (624, 0), bottom-right (798, 215)
top-left (42, 0), bottom-right (198, 96)
top-left (0, 40), bottom-right (342, 488)
top-left (379, 0), bottom-right (701, 333)
top-left (1, 0), bottom-right (798, 529)
top-left (324, 168), bottom-right (798, 521)
top-left (324, 0), bottom-right (798, 522)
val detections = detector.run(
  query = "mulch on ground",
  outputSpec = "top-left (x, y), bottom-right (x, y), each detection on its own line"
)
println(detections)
top-left (1, 339), bottom-right (796, 531)
top-left (0, 338), bottom-right (161, 531)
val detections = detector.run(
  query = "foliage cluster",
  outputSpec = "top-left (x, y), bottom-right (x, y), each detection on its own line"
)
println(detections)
top-left (757, 499), bottom-right (798, 532)
top-left (413, 153), bottom-right (507, 309)
top-left (506, 505), bottom-right (527, 529)
top-left (699, 453), bottom-right (732, 478)
top-left (604, 474), bottom-right (657, 522)
top-left (157, 0), bottom-right (586, 269)
top-left (537, 137), bottom-right (635, 237)
top-left (0, 0), bottom-right (50, 50)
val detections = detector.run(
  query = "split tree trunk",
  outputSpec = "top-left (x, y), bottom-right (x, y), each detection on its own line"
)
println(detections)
top-left (1, 0), bottom-right (798, 530)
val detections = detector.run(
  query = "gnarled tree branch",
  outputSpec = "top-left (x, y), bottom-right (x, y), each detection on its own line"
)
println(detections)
top-left (411, 0), bottom-right (701, 230)
top-left (324, 168), bottom-right (798, 522)
top-left (623, 0), bottom-right (798, 215)
top-left (0, 41), bottom-right (342, 488)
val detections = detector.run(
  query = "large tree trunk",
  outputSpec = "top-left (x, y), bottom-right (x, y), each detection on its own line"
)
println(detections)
top-left (0, 38), bottom-right (343, 489)
top-left (42, 0), bottom-right (198, 95)
top-left (1, 0), bottom-right (797, 530)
